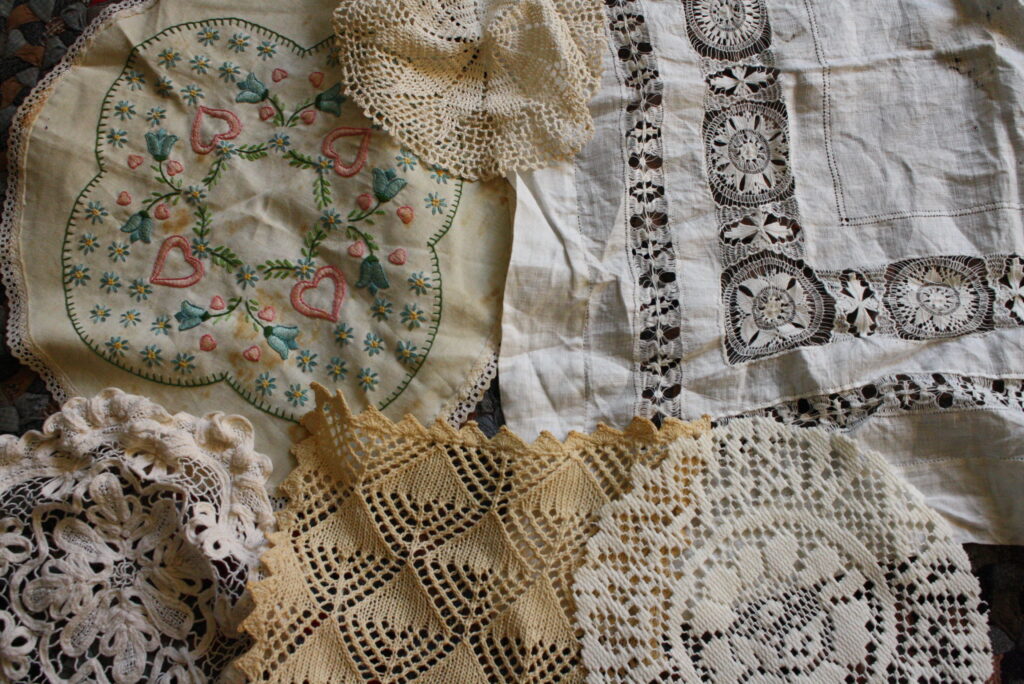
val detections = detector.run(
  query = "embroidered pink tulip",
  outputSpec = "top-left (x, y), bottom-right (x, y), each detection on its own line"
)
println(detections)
top-left (210, 295), bottom-right (226, 310)
top-left (357, 193), bottom-right (373, 211)
top-left (116, 191), bottom-right (132, 206)
top-left (153, 203), bottom-right (171, 220)
top-left (347, 241), bottom-right (367, 258)
top-left (259, 106), bottom-right (274, 121)
top-left (308, 71), bottom-right (324, 88)
top-left (300, 110), bottom-right (317, 125)
top-left (388, 248), bottom-right (407, 266)
top-left (199, 334), bottom-right (217, 352)
top-left (127, 154), bottom-right (144, 169)
top-left (272, 68), bottom-right (288, 82)
top-left (257, 306), bottom-right (276, 322)
top-left (242, 346), bottom-right (262, 362)
top-left (397, 206), bottom-right (414, 224)
top-left (165, 160), bottom-right (184, 176)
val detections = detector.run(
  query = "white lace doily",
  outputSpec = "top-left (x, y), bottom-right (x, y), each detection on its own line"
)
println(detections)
top-left (574, 418), bottom-right (993, 682)
top-left (0, 389), bottom-right (274, 682)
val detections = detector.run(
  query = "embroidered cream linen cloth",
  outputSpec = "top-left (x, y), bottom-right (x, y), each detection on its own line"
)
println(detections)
top-left (2, 0), bottom-right (512, 488)
top-left (501, 0), bottom-right (1024, 543)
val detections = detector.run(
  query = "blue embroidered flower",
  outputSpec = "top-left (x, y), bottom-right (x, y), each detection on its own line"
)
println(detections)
top-left (89, 305), bottom-right (111, 323)
top-left (125, 70), bottom-right (146, 90)
top-left (218, 61), bottom-right (241, 82)
top-left (191, 238), bottom-right (210, 260)
top-left (182, 185), bottom-right (207, 205)
top-left (99, 272), bottom-right (121, 294)
top-left (171, 352), bottom-right (196, 374)
top-left (140, 344), bottom-right (163, 368)
top-left (357, 368), bottom-right (378, 392)
top-left (396, 340), bottom-right (419, 365)
top-left (236, 73), bottom-right (268, 103)
top-left (119, 309), bottom-right (142, 328)
top-left (108, 241), bottom-right (131, 262)
top-left (255, 372), bottom-right (276, 397)
top-left (106, 128), bottom-right (128, 148)
top-left (227, 33), bottom-right (250, 53)
top-left (320, 208), bottom-right (343, 230)
top-left (370, 297), bottom-right (393, 321)
top-left (196, 27), bottom-right (220, 45)
top-left (157, 48), bottom-right (181, 68)
top-left (120, 211), bottom-right (154, 244)
top-left (315, 156), bottom-right (333, 173)
top-left (313, 83), bottom-right (344, 115)
top-left (334, 323), bottom-right (354, 347)
top-left (256, 41), bottom-right (277, 60)
top-left (401, 303), bottom-right (428, 330)
top-left (180, 84), bottom-right (204, 106)
top-left (429, 165), bottom-right (450, 184)
top-left (113, 100), bottom-right (136, 121)
top-left (145, 107), bottom-right (167, 127)
top-left (285, 384), bottom-right (309, 407)
top-left (355, 256), bottom-right (390, 294)
top-left (189, 54), bottom-right (212, 74)
top-left (215, 140), bottom-right (236, 157)
top-left (151, 315), bottom-right (172, 335)
top-left (78, 233), bottom-right (99, 254)
top-left (84, 201), bottom-right (108, 224)
top-left (293, 258), bottom-right (316, 279)
top-left (363, 332), bottom-right (385, 356)
top-left (326, 357), bottom-right (347, 381)
top-left (295, 349), bottom-right (318, 373)
top-left (372, 168), bottom-right (407, 202)
top-left (267, 133), bottom-right (291, 153)
top-left (424, 192), bottom-right (447, 215)
top-left (66, 265), bottom-right (90, 287)
top-left (156, 77), bottom-right (174, 97)
top-left (395, 149), bottom-right (418, 171)
top-left (264, 325), bottom-right (300, 359)
top-left (128, 279), bottom-right (153, 302)
top-left (105, 336), bottom-right (129, 357)
top-left (174, 301), bottom-right (209, 330)
top-left (145, 129), bottom-right (178, 161)
top-left (235, 265), bottom-right (259, 289)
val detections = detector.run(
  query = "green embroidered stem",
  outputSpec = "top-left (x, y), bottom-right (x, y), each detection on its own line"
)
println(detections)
top-left (202, 155), bottom-right (230, 188)
top-left (284, 98), bottom-right (314, 127)
top-left (258, 259), bottom-right (298, 280)
top-left (267, 94), bottom-right (287, 126)
top-left (143, 190), bottom-right (179, 213)
top-left (154, 163), bottom-right (182, 193)
top-left (207, 296), bottom-right (243, 321)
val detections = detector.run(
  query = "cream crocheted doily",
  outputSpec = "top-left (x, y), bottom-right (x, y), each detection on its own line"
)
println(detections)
top-left (332, 0), bottom-right (606, 180)
top-left (235, 385), bottom-right (708, 682)
top-left (574, 418), bottom-right (993, 682)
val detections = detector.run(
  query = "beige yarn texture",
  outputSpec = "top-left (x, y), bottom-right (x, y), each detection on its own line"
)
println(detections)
top-left (574, 419), bottom-right (993, 682)
top-left (236, 385), bottom-right (707, 682)
top-left (332, 0), bottom-right (606, 181)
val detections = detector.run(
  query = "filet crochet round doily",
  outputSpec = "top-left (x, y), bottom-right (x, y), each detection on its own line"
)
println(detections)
top-left (574, 418), bottom-right (993, 682)
top-left (0, 388), bottom-right (274, 682)
top-left (235, 385), bottom-right (708, 682)
top-left (332, 0), bottom-right (606, 181)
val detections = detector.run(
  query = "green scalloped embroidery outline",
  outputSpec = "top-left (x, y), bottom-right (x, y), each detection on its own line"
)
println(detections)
top-left (60, 17), bottom-right (454, 423)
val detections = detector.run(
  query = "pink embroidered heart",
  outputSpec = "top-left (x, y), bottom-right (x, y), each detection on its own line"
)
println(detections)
top-left (165, 160), bottom-right (184, 176)
top-left (242, 346), bottom-right (261, 362)
top-left (388, 248), bottom-right (407, 266)
top-left (321, 127), bottom-right (372, 178)
top-left (116, 191), bottom-right (132, 206)
top-left (210, 295), bottom-right (226, 310)
top-left (272, 68), bottom-right (288, 82)
top-left (190, 106), bottom-right (242, 154)
top-left (149, 235), bottom-right (205, 288)
top-left (300, 110), bottom-right (317, 125)
top-left (397, 206), bottom-right (414, 224)
top-left (127, 154), bottom-right (144, 169)
top-left (199, 334), bottom-right (217, 352)
top-left (309, 71), bottom-right (324, 88)
top-left (259, 106), bottom-right (274, 121)
top-left (154, 203), bottom-right (170, 220)
top-left (257, 306), bottom-right (276, 322)
top-left (347, 241), bottom-right (366, 258)
top-left (290, 265), bottom-right (347, 322)
top-left (357, 193), bottom-right (373, 211)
